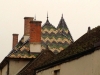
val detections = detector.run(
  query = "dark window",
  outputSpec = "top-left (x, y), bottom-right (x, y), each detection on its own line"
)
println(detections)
top-left (54, 69), bottom-right (60, 75)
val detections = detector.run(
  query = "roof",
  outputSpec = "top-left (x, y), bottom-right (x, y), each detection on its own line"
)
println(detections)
top-left (0, 36), bottom-right (39, 69)
top-left (17, 48), bottom-right (55, 75)
top-left (0, 15), bottom-right (73, 69)
top-left (36, 26), bottom-right (100, 71)
top-left (57, 14), bottom-right (73, 42)
top-left (7, 36), bottom-right (39, 58)
top-left (7, 15), bottom-right (73, 58)
top-left (41, 15), bottom-right (73, 53)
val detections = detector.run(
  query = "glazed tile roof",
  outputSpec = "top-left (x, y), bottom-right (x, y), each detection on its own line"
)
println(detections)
top-left (4, 15), bottom-right (73, 59)
top-left (7, 36), bottom-right (39, 58)
top-left (41, 15), bottom-right (73, 53)
top-left (36, 26), bottom-right (100, 71)
top-left (57, 14), bottom-right (73, 42)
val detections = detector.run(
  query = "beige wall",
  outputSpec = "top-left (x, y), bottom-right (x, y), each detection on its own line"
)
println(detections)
top-left (24, 36), bottom-right (29, 42)
top-left (9, 60), bottom-right (29, 75)
top-left (30, 43), bottom-right (41, 52)
top-left (37, 49), bottom-right (100, 75)
top-left (2, 64), bottom-right (8, 75)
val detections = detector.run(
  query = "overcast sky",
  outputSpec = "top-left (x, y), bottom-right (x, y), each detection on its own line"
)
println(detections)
top-left (0, 0), bottom-right (100, 62)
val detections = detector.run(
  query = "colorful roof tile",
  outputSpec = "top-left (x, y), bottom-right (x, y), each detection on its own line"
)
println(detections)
top-left (7, 36), bottom-right (39, 58)
top-left (57, 14), bottom-right (73, 42)
top-left (6, 15), bottom-right (73, 58)
top-left (41, 15), bottom-right (73, 53)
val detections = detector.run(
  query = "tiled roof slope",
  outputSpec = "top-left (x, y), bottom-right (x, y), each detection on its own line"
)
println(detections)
top-left (36, 26), bottom-right (100, 71)
top-left (17, 48), bottom-right (55, 75)
top-left (7, 36), bottom-right (39, 58)
top-left (41, 16), bottom-right (73, 53)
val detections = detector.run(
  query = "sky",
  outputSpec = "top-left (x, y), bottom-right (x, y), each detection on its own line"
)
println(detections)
top-left (0, 0), bottom-right (100, 62)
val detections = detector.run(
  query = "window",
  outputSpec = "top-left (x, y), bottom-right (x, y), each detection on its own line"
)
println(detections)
top-left (54, 69), bottom-right (60, 75)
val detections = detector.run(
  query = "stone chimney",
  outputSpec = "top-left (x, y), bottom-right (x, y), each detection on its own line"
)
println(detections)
top-left (24, 17), bottom-right (33, 42)
top-left (12, 34), bottom-right (18, 48)
top-left (30, 20), bottom-right (42, 52)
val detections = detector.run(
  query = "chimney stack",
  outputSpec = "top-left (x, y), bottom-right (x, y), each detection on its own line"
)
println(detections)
top-left (30, 20), bottom-right (42, 52)
top-left (12, 34), bottom-right (18, 48)
top-left (24, 17), bottom-right (33, 42)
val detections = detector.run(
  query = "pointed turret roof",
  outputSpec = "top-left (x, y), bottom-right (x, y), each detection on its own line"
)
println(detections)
top-left (57, 14), bottom-right (68, 29)
top-left (41, 14), bottom-right (57, 53)
top-left (41, 14), bottom-right (73, 53)
top-left (57, 14), bottom-right (74, 42)
top-left (43, 13), bottom-right (51, 26)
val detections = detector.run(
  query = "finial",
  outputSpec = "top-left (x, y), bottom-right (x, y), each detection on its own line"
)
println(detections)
top-left (45, 12), bottom-right (50, 24)
top-left (62, 14), bottom-right (63, 18)
top-left (47, 12), bottom-right (49, 20)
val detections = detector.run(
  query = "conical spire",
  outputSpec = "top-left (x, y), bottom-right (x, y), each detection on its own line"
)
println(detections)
top-left (61, 14), bottom-right (63, 19)
top-left (57, 14), bottom-right (67, 29)
top-left (57, 14), bottom-right (74, 42)
top-left (44, 12), bottom-right (51, 25)
top-left (46, 12), bottom-right (49, 22)
top-left (47, 12), bottom-right (48, 20)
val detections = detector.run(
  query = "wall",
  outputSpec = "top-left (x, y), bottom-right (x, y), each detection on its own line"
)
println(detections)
top-left (37, 49), bottom-right (100, 75)
top-left (30, 43), bottom-right (41, 52)
top-left (9, 59), bottom-right (29, 75)
top-left (2, 64), bottom-right (8, 75)
top-left (24, 36), bottom-right (29, 42)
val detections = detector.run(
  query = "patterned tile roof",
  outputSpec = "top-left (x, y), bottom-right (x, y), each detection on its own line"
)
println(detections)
top-left (7, 36), bottom-right (39, 58)
top-left (6, 15), bottom-right (73, 58)
top-left (41, 15), bottom-right (73, 53)
top-left (57, 14), bottom-right (73, 42)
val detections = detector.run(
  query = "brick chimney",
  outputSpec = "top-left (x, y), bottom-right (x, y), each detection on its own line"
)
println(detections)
top-left (24, 17), bottom-right (33, 42)
top-left (30, 20), bottom-right (42, 52)
top-left (12, 34), bottom-right (18, 48)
